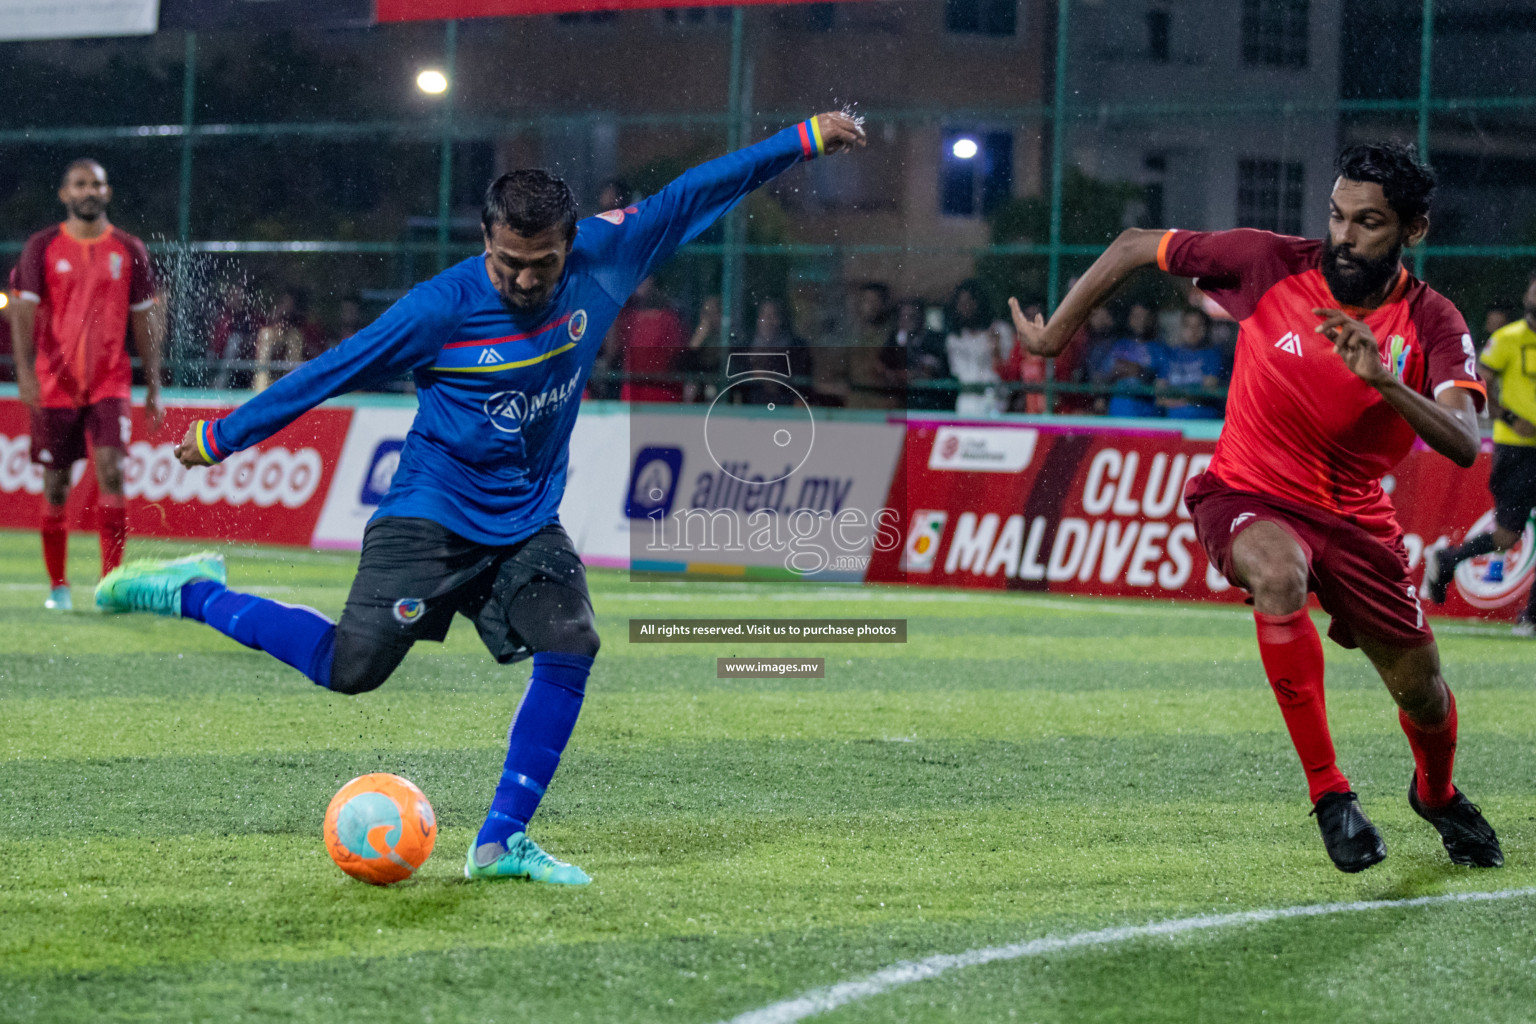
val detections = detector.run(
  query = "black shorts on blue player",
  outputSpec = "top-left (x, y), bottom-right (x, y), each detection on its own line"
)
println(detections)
top-left (96, 111), bottom-right (867, 886)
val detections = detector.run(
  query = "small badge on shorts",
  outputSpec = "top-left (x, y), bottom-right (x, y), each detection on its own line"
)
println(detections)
top-left (392, 598), bottom-right (426, 624)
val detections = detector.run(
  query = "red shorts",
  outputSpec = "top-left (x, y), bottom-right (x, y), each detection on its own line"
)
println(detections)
top-left (29, 398), bottom-right (132, 468)
top-left (1185, 471), bottom-right (1432, 650)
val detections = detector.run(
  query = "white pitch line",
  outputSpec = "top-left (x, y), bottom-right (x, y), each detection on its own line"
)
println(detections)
top-left (720, 887), bottom-right (1536, 1024)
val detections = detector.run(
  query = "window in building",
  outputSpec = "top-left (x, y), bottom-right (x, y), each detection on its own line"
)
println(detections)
top-left (941, 131), bottom-right (1014, 217)
top-left (659, 7), bottom-right (731, 25)
top-left (1241, 0), bottom-right (1308, 68)
top-left (945, 0), bottom-right (1017, 37)
top-left (1237, 159), bottom-right (1305, 234)
top-left (1142, 182), bottom-right (1165, 227)
top-left (1146, 9), bottom-right (1170, 63)
top-left (803, 3), bottom-right (837, 31)
top-left (555, 10), bottom-right (619, 25)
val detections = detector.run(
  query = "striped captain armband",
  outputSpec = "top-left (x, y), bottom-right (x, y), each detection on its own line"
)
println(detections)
top-left (190, 419), bottom-right (227, 465)
top-left (796, 117), bottom-right (827, 159)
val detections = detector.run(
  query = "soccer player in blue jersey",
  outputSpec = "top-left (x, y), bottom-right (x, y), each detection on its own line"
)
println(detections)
top-left (96, 111), bottom-right (866, 885)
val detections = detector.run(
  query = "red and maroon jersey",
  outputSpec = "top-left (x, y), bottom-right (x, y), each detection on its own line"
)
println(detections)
top-left (1158, 228), bottom-right (1485, 543)
top-left (14, 224), bottom-right (156, 408)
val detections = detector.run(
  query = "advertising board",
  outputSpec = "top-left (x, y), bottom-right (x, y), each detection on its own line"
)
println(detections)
top-left (868, 420), bottom-right (1519, 621)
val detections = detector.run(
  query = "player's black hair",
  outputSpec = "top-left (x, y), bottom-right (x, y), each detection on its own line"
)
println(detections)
top-left (61, 157), bottom-right (105, 184)
top-left (1334, 142), bottom-right (1436, 225)
top-left (482, 169), bottom-right (578, 241)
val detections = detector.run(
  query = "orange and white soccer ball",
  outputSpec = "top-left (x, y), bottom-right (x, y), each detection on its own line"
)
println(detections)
top-left (323, 773), bottom-right (437, 885)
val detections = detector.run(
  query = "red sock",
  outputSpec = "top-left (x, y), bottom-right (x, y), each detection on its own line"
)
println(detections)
top-left (1255, 609), bottom-right (1350, 803)
top-left (41, 503), bottom-right (68, 588)
top-left (1400, 691), bottom-right (1457, 809)
top-left (99, 495), bottom-right (127, 577)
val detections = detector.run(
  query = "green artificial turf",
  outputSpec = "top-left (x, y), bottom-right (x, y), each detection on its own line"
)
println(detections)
top-left (1, 529), bottom-right (1533, 1023)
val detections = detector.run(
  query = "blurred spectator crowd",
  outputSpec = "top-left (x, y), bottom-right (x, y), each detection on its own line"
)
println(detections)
top-left (3, 263), bottom-right (1521, 418)
top-left (590, 274), bottom-right (1238, 419)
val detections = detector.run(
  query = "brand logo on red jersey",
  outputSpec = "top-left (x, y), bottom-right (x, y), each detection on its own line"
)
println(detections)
top-left (1274, 331), bottom-right (1302, 357)
top-left (54, 258), bottom-right (71, 274)
top-left (109, 252), bottom-right (123, 281)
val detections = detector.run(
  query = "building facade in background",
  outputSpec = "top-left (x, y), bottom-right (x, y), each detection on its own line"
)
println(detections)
top-left (5, 0), bottom-right (1536, 331)
top-left (1066, 0), bottom-right (1342, 239)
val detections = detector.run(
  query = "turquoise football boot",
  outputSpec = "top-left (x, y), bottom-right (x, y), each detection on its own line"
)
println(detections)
top-left (95, 552), bottom-right (227, 616)
top-left (464, 832), bottom-right (591, 885)
top-left (44, 585), bottom-right (73, 611)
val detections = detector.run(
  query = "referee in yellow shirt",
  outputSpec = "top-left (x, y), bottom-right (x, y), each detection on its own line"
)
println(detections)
top-left (1423, 275), bottom-right (1536, 635)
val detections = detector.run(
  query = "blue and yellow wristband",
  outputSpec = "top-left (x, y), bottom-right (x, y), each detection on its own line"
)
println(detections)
top-left (190, 419), bottom-right (226, 465)
top-left (795, 117), bottom-right (826, 159)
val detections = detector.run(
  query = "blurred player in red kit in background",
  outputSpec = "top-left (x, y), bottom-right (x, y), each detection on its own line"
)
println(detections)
top-left (1009, 143), bottom-right (1502, 874)
top-left (10, 159), bottom-right (162, 610)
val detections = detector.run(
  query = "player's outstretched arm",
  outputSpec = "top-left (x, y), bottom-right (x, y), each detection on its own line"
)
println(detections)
top-left (1009, 228), bottom-right (1164, 358)
top-left (175, 283), bottom-right (461, 468)
top-left (600, 112), bottom-right (865, 286)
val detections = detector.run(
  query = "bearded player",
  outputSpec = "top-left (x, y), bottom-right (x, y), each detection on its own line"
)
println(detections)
top-left (11, 159), bottom-right (163, 610)
top-left (1009, 143), bottom-right (1501, 873)
top-left (94, 113), bottom-right (865, 885)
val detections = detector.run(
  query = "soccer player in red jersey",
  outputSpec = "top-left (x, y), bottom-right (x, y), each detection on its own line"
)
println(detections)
top-left (11, 159), bottom-right (162, 610)
top-left (1009, 143), bottom-right (1502, 873)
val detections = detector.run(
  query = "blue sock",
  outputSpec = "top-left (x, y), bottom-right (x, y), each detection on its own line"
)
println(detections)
top-left (181, 581), bottom-right (335, 687)
top-left (475, 652), bottom-right (592, 850)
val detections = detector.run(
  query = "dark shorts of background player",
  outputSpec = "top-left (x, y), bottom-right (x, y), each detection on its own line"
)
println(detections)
top-left (29, 397), bottom-right (131, 467)
top-left (1488, 443), bottom-right (1536, 533)
top-left (1185, 472), bottom-right (1433, 650)
top-left (339, 516), bottom-right (592, 665)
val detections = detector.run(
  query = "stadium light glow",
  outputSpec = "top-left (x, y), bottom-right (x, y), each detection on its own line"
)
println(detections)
top-left (951, 137), bottom-right (979, 160)
top-left (0, 292), bottom-right (8, 310)
top-left (416, 69), bottom-right (449, 95)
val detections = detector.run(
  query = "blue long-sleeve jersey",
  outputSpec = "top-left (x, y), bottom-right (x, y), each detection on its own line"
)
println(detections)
top-left (200, 120), bottom-right (827, 546)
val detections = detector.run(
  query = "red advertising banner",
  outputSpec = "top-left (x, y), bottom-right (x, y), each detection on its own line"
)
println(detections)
top-left (0, 398), bottom-right (351, 547)
top-left (868, 421), bottom-right (1525, 622)
top-left (378, 0), bottom-right (877, 21)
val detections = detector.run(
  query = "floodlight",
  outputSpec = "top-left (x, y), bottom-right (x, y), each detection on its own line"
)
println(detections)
top-left (416, 69), bottom-right (449, 95)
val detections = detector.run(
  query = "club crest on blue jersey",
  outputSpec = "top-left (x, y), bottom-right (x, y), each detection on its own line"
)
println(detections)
top-left (569, 309), bottom-right (588, 342)
top-left (393, 598), bottom-right (426, 624)
top-left (596, 205), bottom-right (638, 225)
